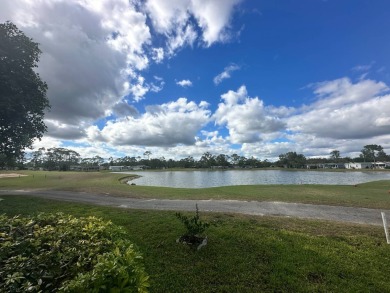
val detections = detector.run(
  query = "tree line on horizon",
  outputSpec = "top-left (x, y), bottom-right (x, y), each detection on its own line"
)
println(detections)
top-left (2, 144), bottom-right (388, 171)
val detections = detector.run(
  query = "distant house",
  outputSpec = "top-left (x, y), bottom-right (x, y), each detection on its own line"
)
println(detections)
top-left (130, 165), bottom-right (146, 170)
top-left (344, 162), bottom-right (372, 169)
top-left (109, 166), bottom-right (127, 171)
top-left (344, 162), bottom-right (390, 169)
top-left (210, 166), bottom-right (229, 170)
top-left (372, 162), bottom-right (389, 169)
top-left (108, 165), bottom-right (146, 171)
top-left (306, 164), bottom-right (318, 169)
top-left (306, 163), bottom-right (345, 169)
top-left (323, 163), bottom-right (345, 169)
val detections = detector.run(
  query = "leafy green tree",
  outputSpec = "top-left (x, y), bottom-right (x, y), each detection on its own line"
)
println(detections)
top-left (199, 152), bottom-right (216, 168)
top-left (150, 157), bottom-right (166, 169)
top-left (215, 154), bottom-right (231, 167)
top-left (80, 156), bottom-right (103, 168)
top-left (238, 155), bottom-right (248, 167)
top-left (179, 156), bottom-right (195, 168)
top-left (246, 156), bottom-right (260, 168)
top-left (230, 153), bottom-right (240, 166)
top-left (0, 22), bottom-right (50, 164)
top-left (261, 159), bottom-right (273, 168)
top-left (278, 152), bottom-right (306, 168)
top-left (31, 147), bottom-right (45, 168)
top-left (360, 144), bottom-right (384, 166)
top-left (36, 147), bottom-right (80, 170)
top-left (376, 149), bottom-right (389, 162)
top-left (330, 150), bottom-right (341, 162)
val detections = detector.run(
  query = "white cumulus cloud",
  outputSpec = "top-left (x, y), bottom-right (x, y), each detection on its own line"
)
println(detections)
top-left (215, 86), bottom-right (286, 144)
top-left (88, 98), bottom-right (211, 147)
top-left (145, 0), bottom-right (243, 53)
top-left (176, 79), bottom-right (193, 87)
top-left (213, 63), bottom-right (240, 85)
top-left (288, 78), bottom-right (390, 139)
top-left (190, 0), bottom-right (243, 46)
top-left (0, 0), bottom-right (152, 138)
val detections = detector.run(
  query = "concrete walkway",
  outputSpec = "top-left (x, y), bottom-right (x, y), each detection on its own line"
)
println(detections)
top-left (0, 189), bottom-right (388, 226)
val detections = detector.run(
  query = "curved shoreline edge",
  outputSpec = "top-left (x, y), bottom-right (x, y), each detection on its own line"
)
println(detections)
top-left (118, 175), bottom-right (142, 184)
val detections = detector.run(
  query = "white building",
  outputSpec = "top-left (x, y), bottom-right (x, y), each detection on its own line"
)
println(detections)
top-left (306, 163), bottom-right (346, 169)
top-left (344, 162), bottom-right (372, 169)
top-left (109, 166), bottom-right (127, 171)
top-left (109, 165), bottom-right (146, 171)
top-left (343, 162), bottom-right (390, 169)
top-left (372, 162), bottom-right (389, 169)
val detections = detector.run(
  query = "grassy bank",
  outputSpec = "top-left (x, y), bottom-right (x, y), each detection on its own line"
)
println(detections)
top-left (1, 170), bottom-right (390, 209)
top-left (0, 195), bottom-right (389, 292)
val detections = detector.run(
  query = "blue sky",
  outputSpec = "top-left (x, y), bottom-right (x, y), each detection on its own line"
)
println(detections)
top-left (1, 0), bottom-right (390, 160)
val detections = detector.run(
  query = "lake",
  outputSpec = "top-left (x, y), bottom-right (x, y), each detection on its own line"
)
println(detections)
top-left (116, 170), bottom-right (390, 188)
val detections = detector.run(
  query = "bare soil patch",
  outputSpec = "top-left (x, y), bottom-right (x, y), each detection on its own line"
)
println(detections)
top-left (0, 173), bottom-right (28, 178)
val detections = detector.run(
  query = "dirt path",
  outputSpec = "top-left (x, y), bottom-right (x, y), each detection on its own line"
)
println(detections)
top-left (0, 173), bottom-right (28, 178)
top-left (0, 189), bottom-right (388, 226)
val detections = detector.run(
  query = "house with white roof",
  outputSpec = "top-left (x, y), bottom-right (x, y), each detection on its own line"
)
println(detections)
top-left (344, 162), bottom-right (372, 169)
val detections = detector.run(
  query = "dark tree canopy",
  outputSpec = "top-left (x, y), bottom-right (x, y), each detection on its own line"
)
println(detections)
top-left (330, 150), bottom-right (340, 161)
top-left (0, 21), bottom-right (50, 164)
top-left (360, 144), bottom-right (387, 162)
top-left (278, 151), bottom-right (306, 168)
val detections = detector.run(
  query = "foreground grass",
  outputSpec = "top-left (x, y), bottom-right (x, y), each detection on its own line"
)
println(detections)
top-left (0, 195), bottom-right (389, 292)
top-left (1, 170), bottom-right (390, 209)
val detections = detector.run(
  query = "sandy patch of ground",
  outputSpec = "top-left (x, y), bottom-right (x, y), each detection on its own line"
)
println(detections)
top-left (0, 173), bottom-right (28, 178)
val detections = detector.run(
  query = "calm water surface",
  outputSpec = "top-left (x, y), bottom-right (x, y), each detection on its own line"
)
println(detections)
top-left (116, 170), bottom-right (390, 188)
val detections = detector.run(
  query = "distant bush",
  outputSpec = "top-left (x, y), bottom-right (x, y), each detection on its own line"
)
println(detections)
top-left (0, 213), bottom-right (149, 292)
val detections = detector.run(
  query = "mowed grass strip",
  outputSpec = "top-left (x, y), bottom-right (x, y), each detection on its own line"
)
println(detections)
top-left (1, 170), bottom-right (390, 209)
top-left (0, 195), bottom-right (389, 292)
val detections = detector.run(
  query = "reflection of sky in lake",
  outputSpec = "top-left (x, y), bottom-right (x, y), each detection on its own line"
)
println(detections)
top-left (114, 170), bottom-right (390, 188)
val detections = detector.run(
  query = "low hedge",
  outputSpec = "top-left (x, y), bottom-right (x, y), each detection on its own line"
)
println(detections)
top-left (0, 213), bottom-right (149, 292)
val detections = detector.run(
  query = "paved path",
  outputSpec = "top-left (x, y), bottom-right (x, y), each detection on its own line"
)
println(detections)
top-left (0, 189), bottom-right (388, 226)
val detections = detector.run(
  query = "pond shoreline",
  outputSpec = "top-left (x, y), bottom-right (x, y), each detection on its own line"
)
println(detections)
top-left (118, 175), bottom-right (142, 184)
top-left (113, 167), bottom-right (390, 173)
top-left (113, 169), bottom-right (390, 188)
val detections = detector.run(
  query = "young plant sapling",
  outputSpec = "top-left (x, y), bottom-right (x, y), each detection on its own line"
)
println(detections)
top-left (175, 204), bottom-right (210, 249)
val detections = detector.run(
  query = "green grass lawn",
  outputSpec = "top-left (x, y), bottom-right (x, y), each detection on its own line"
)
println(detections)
top-left (1, 170), bottom-right (390, 209)
top-left (1, 195), bottom-right (389, 292)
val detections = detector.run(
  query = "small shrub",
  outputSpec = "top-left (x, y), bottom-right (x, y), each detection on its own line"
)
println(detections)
top-left (175, 204), bottom-right (210, 237)
top-left (0, 213), bottom-right (149, 292)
